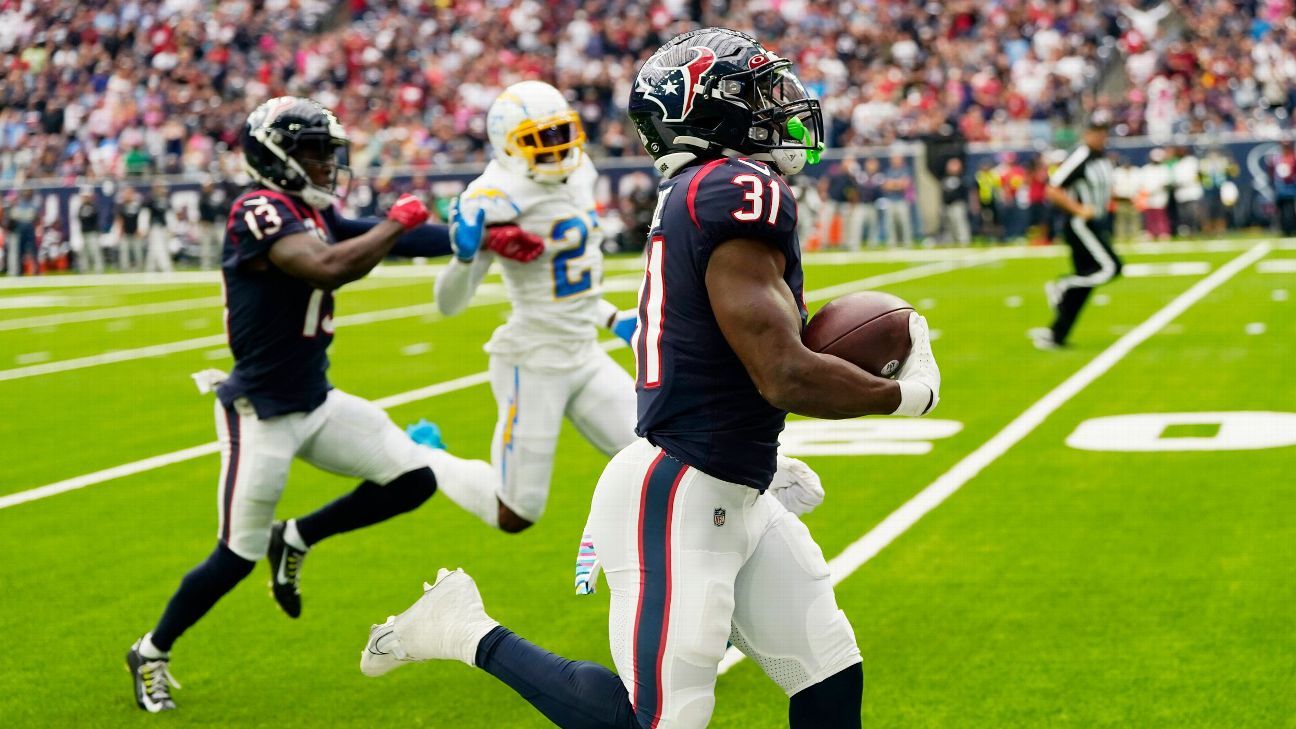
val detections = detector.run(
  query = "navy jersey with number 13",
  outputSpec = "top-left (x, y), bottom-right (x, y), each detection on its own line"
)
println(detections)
top-left (634, 157), bottom-right (805, 490)
top-left (218, 190), bottom-right (341, 419)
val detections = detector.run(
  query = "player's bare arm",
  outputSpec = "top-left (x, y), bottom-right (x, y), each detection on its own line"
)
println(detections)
top-left (1046, 184), bottom-right (1093, 220)
top-left (267, 195), bottom-right (427, 289)
top-left (706, 237), bottom-right (901, 418)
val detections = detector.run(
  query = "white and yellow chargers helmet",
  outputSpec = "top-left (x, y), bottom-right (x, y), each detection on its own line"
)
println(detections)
top-left (487, 81), bottom-right (586, 182)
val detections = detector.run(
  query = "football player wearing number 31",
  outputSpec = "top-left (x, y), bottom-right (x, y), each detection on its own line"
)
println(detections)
top-left (361, 29), bottom-right (941, 729)
top-left (125, 96), bottom-right (543, 713)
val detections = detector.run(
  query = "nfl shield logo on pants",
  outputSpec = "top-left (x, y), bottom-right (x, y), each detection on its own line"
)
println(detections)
top-left (713, 508), bottom-right (726, 527)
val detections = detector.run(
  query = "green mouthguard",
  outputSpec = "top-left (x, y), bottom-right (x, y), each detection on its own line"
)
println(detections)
top-left (786, 117), bottom-right (824, 165)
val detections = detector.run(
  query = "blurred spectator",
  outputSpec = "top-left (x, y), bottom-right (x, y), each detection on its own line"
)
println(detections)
top-left (996, 152), bottom-right (1029, 242)
top-left (145, 183), bottom-right (174, 272)
top-left (76, 189), bottom-right (106, 273)
top-left (975, 161), bottom-right (1002, 240)
top-left (819, 157), bottom-right (866, 250)
top-left (1141, 148), bottom-right (1173, 240)
top-left (1199, 147), bottom-right (1237, 235)
top-left (197, 179), bottom-right (231, 270)
top-left (1027, 155), bottom-right (1052, 243)
top-left (940, 158), bottom-right (971, 245)
top-left (1173, 146), bottom-right (1203, 235)
top-left (882, 153), bottom-right (914, 246)
top-left (1, 0), bottom-right (1291, 186)
top-left (114, 187), bottom-right (145, 271)
top-left (1112, 156), bottom-right (1142, 242)
top-left (856, 158), bottom-right (883, 247)
top-left (6, 189), bottom-right (40, 275)
top-left (790, 180), bottom-right (823, 249)
top-left (1274, 140), bottom-right (1296, 235)
top-left (39, 222), bottom-right (69, 272)
top-left (170, 206), bottom-right (201, 265)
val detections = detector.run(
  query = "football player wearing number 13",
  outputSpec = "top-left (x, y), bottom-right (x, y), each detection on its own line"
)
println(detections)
top-left (125, 97), bottom-right (543, 713)
top-left (361, 30), bottom-right (941, 729)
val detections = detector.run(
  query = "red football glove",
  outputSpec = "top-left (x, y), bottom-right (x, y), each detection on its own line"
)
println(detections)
top-left (387, 194), bottom-right (430, 231)
top-left (485, 224), bottom-right (546, 263)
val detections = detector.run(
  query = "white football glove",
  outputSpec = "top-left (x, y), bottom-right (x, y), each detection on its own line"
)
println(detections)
top-left (893, 312), bottom-right (941, 417)
top-left (768, 455), bottom-right (825, 516)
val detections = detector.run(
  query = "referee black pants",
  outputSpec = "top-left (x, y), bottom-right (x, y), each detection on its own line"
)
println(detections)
top-left (1051, 216), bottom-right (1122, 344)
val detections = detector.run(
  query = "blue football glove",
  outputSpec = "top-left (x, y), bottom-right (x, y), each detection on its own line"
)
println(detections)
top-left (405, 419), bottom-right (447, 449)
top-left (611, 311), bottom-right (638, 346)
top-left (449, 197), bottom-right (486, 262)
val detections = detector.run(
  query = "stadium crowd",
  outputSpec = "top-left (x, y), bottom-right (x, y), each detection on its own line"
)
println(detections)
top-left (2, 0), bottom-right (1294, 274)
top-left (2, 0), bottom-right (1294, 183)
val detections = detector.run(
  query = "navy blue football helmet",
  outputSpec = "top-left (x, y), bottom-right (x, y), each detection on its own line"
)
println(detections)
top-left (629, 28), bottom-right (823, 177)
top-left (242, 97), bottom-right (351, 209)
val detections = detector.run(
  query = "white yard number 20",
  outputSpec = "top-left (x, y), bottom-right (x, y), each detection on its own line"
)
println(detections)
top-left (731, 174), bottom-right (781, 225)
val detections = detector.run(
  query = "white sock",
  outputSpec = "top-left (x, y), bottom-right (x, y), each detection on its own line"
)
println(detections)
top-left (139, 633), bottom-right (167, 660)
top-left (283, 519), bottom-right (309, 552)
top-left (423, 449), bottom-right (501, 529)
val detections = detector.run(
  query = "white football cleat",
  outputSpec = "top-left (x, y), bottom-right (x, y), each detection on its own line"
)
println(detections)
top-left (360, 568), bottom-right (500, 677)
top-left (1044, 280), bottom-right (1062, 312)
top-left (1028, 327), bottom-right (1063, 351)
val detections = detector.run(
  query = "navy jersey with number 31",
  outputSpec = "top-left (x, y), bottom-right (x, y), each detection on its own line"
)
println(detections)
top-left (634, 157), bottom-right (805, 489)
top-left (217, 190), bottom-right (337, 418)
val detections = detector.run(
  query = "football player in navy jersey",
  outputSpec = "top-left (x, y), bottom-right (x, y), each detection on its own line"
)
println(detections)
top-left (358, 30), bottom-right (942, 728)
top-left (125, 97), bottom-right (542, 713)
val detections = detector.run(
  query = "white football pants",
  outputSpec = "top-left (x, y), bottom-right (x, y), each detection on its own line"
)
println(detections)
top-left (588, 439), bottom-right (861, 729)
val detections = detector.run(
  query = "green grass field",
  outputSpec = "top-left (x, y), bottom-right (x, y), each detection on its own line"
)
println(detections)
top-left (1, 239), bottom-right (1292, 728)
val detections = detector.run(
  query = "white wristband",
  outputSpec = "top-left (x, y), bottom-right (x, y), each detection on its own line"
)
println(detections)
top-left (894, 380), bottom-right (935, 417)
top-left (595, 298), bottom-right (620, 329)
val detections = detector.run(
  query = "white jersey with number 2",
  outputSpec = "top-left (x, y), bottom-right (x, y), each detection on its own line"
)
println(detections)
top-left (435, 157), bottom-right (604, 369)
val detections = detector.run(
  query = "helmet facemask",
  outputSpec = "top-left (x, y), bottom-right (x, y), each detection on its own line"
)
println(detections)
top-left (504, 110), bottom-right (586, 182)
top-left (292, 131), bottom-right (352, 210)
top-left (248, 112), bottom-right (352, 210)
top-left (721, 61), bottom-right (824, 175)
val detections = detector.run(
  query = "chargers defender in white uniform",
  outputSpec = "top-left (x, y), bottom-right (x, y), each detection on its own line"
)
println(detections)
top-left (429, 81), bottom-right (639, 533)
top-left (424, 81), bottom-right (823, 545)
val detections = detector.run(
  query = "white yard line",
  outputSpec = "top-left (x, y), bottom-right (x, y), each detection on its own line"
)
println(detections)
top-left (717, 241), bottom-right (1272, 676)
top-left (0, 238), bottom-right (1286, 292)
top-left (0, 296), bottom-right (223, 332)
top-left (0, 263), bottom-right (972, 510)
top-left (0, 276), bottom-right (645, 382)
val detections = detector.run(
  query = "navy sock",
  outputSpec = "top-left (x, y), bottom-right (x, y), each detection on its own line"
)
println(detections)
top-left (151, 542), bottom-right (255, 652)
top-left (475, 626), bottom-right (638, 729)
top-left (788, 663), bottom-right (863, 729)
top-left (295, 467), bottom-right (436, 546)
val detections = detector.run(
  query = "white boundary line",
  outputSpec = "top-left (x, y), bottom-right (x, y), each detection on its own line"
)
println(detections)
top-left (0, 238), bottom-right (1288, 291)
top-left (0, 262), bottom-right (978, 510)
top-left (717, 241), bottom-right (1272, 675)
top-left (0, 276), bottom-right (641, 382)
top-left (0, 296), bottom-right (224, 332)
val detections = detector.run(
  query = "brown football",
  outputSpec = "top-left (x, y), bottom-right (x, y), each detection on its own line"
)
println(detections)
top-left (803, 291), bottom-right (914, 378)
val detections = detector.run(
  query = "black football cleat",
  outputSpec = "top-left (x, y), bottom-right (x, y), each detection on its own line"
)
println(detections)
top-left (267, 521), bottom-right (307, 618)
top-left (126, 638), bottom-right (179, 712)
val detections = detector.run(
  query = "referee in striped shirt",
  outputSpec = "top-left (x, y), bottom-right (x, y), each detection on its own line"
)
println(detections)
top-left (1031, 113), bottom-right (1122, 350)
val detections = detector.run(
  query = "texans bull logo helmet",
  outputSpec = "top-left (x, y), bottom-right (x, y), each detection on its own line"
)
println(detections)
top-left (629, 27), bottom-right (824, 178)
